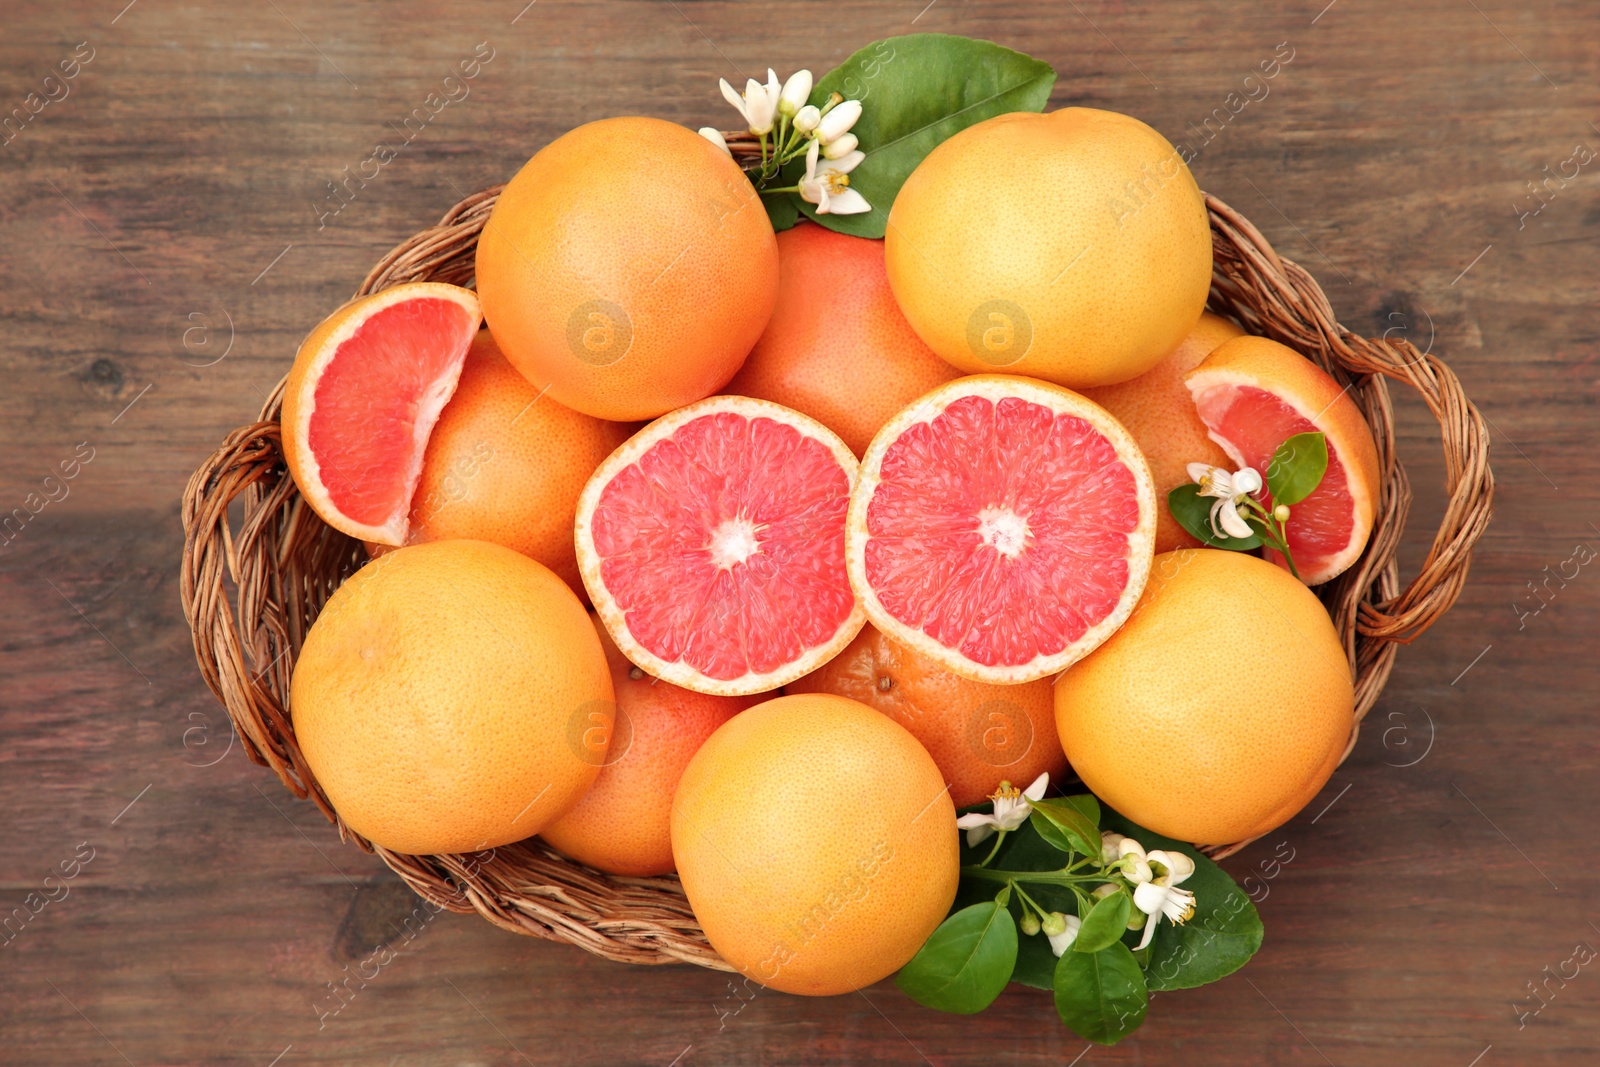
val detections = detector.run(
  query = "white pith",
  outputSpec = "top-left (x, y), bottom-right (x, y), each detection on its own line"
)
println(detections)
top-left (574, 394), bottom-right (867, 697)
top-left (290, 283), bottom-right (482, 545)
top-left (846, 374), bottom-right (1157, 685)
top-left (1186, 366), bottom-right (1372, 584)
top-left (708, 517), bottom-right (763, 569)
top-left (977, 506), bottom-right (1031, 558)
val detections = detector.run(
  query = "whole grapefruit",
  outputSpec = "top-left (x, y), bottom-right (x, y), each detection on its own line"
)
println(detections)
top-left (403, 330), bottom-right (631, 599)
top-left (788, 625), bottom-right (1065, 808)
top-left (476, 116), bottom-right (778, 421)
top-left (1055, 549), bottom-right (1355, 845)
top-left (538, 618), bottom-right (763, 876)
top-left (290, 540), bottom-right (612, 855)
top-left (886, 108), bottom-right (1212, 388)
top-left (721, 223), bottom-right (959, 456)
top-left (1081, 311), bottom-right (1244, 553)
top-left (672, 694), bottom-right (959, 995)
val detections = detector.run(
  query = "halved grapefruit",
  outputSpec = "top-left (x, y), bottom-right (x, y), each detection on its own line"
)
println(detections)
top-left (846, 375), bottom-right (1156, 685)
top-left (281, 282), bottom-right (481, 545)
top-left (575, 396), bottom-right (865, 696)
top-left (1185, 336), bottom-right (1381, 586)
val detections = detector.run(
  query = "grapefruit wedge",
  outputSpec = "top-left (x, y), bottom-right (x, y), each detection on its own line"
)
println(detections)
top-left (1185, 336), bottom-right (1381, 585)
top-left (846, 375), bottom-right (1156, 685)
top-left (281, 283), bottom-right (482, 546)
top-left (575, 396), bottom-right (865, 696)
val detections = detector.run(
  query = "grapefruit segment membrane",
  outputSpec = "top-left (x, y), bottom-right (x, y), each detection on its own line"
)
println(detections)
top-left (1184, 336), bottom-right (1381, 586)
top-left (846, 375), bottom-right (1156, 684)
top-left (281, 282), bottom-right (482, 545)
top-left (576, 396), bottom-right (866, 696)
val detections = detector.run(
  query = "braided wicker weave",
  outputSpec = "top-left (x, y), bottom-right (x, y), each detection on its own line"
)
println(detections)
top-left (180, 185), bottom-right (1492, 969)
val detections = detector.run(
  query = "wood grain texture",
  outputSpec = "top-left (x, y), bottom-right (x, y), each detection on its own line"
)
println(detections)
top-left (1, 1), bottom-right (1596, 1064)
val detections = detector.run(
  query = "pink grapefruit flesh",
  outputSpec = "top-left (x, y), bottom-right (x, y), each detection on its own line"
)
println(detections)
top-left (1185, 335), bottom-right (1381, 586)
top-left (282, 282), bottom-right (482, 545)
top-left (847, 375), bottom-right (1156, 684)
top-left (575, 396), bottom-right (865, 696)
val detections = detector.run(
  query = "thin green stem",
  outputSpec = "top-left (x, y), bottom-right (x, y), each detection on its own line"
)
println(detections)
top-left (962, 865), bottom-right (1110, 888)
top-left (759, 184), bottom-right (799, 195)
top-left (1011, 881), bottom-right (1049, 920)
top-left (978, 830), bottom-right (1007, 868)
top-left (1242, 496), bottom-right (1303, 579)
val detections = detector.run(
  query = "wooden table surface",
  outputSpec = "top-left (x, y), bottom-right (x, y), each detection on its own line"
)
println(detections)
top-left (3, 1), bottom-right (1597, 1063)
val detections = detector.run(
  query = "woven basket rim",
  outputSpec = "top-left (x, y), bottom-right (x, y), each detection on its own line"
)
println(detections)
top-left (179, 185), bottom-right (1494, 971)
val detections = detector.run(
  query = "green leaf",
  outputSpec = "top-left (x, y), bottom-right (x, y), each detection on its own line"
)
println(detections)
top-left (954, 817), bottom-right (1078, 990)
top-left (763, 191), bottom-right (799, 232)
top-left (1030, 800), bottom-right (1100, 859)
top-left (1028, 809), bottom-right (1078, 855)
top-left (1072, 891), bottom-right (1131, 954)
top-left (896, 902), bottom-right (1018, 1014)
top-left (1058, 794), bottom-right (1101, 827)
top-left (1053, 942), bottom-right (1148, 1045)
top-left (1101, 813), bottom-right (1264, 991)
top-left (794, 34), bottom-right (1056, 237)
top-left (1168, 484), bottom-right (1263, 550)
top-left (1266, 431), bottom-right (1329, 507)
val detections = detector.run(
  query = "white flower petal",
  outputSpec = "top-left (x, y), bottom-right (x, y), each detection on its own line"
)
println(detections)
top-left (1047, 914), bottom-right (1082, 957)
top-left (821, 133), bottom-right (858, 160)
top-left (1133, 880), bottom-right (1167, 917)
top-left (797, 141), bottom-right (824, 204)
top-left (956, 812), bottom-right (997, 829)
top-left (743, 78), bottom-right (775, 134)
top-left (780, 69), bottom-right (813, 115)
top-left (1233, 467), bottom-right (1263, 495)
top-left (1148, 849), bottom-right (1196, 886)
top-left (1218, 500), bottom-right (1254, 539)
top-left (720, 78), bottom-right (747, 119)
top-left (964, 823), bottom-right (996, 848)
top-left (794, 104), bottom-right (821, 134)
top-left (823, 150), bottom-right (865, 176)
top-left (1099, 831), bottom-right (1125, 866)
top-left (1187, 462), bottom-right (1218, 485)
top-left (697, 127), bottom-right (732, 155)
top-left (1022, 772), bottom-right (1050, 802)
top-left (1135, 913), bottom-right (1160, 950)
top-left (817, 99), bottom-right (862, 143)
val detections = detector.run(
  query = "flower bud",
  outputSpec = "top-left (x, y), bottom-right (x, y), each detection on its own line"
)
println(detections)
top-left (1046, 913), bottom-right (1082, 957)
top-left (1099, 831), bottom-right (1125, 865)
top-left (698, 128), bottom-right (732, 156)
top-left (822, 133), bottom-right (858, 160)
top-left (817, 99), bottom-right (862, 143)
top-left (1274, 504), bottom-right (1291, 522)
top-left (793, 105), bottom-right (821, 135)
top-left (778, 69), bottom-right (812, 117)
top-left (1019, 911), bottom-right (1041, 936)
top-left (1092, 883), bottom-right (1121, 901)
top-left (1040, 911), bottom-right (1068, 937)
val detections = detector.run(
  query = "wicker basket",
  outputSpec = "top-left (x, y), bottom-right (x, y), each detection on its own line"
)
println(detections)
top-left (179, 185), bottom-right (1493, 970)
